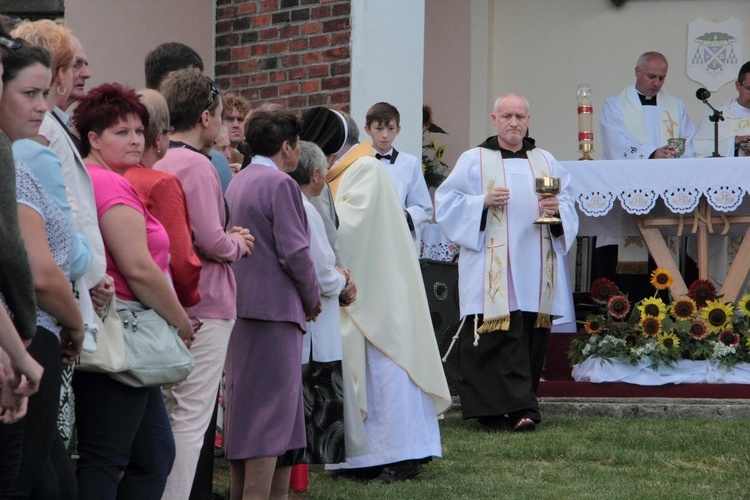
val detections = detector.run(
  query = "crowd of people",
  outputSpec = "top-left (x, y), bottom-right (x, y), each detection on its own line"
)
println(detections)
top-left (0, 11), bottom-right (748, 499)
top-left (0, 14), bottom-right (450, 500)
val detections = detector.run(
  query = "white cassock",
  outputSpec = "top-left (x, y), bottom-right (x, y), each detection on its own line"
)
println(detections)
top-left (434, 146), bottom-right (578, 325)
top-left (376, 147), bottom-right (434, 254)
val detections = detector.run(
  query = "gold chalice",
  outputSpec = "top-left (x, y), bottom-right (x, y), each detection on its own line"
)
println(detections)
top-left (534, 177), bottom-right (562, 225)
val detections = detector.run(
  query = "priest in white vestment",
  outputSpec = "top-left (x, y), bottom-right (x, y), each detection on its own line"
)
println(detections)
top-left (597, 52), bottom-right (696, 301)
top-left (692, 61), bottom-right (750, 288)
top-left (300, 107), bottom-right (451, 484)
top-left (694, 61), bottom-right (750, 159)
top-left (435, 94), bottom-right (578, 433)
top-left (600, 51), bottom-right (695, 160)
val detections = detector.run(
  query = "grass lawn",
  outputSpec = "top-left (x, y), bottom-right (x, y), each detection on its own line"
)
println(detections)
top-left (214, 410), bottom-right (750, 499)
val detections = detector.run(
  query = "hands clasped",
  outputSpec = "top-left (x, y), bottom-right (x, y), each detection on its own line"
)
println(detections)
top-left (228, 226), bottom-right (255, 256)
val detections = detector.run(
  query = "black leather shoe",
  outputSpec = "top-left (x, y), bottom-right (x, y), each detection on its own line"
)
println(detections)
top-left (369, 460), bottom-right (423, 484)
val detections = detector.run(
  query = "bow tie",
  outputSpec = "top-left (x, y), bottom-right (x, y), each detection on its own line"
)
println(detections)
top-left (375, 153), bottom-right (392, 161)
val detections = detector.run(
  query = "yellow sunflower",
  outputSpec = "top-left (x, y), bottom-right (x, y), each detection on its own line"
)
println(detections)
top-left (656, 332), bottom-right (680, 349)
top-left (639, 316), bottom-right (662, 336)
top-left (670, 297), bottom-right (697, 320)
top-left (638, 297), bottom-right (668, 321)
top-left (584, 317), bottom-right (604, 335)
top-left (700, 300), bottom-right (734, 333)
top-left (650, 268), bottom-right (674, 290)
top-left (738, 294), bottom-right (750, 317)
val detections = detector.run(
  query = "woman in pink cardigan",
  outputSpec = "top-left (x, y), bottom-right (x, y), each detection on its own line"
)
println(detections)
top-left (154, 68), bottom-right (254, 500)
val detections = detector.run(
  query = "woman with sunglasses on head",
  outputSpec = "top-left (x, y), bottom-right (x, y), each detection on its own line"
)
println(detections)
top-left (154, 68), bottom-right (254, 500)
top-left (123, 89), bottom-right (202, 309)
top-left (72, 83), bottom-right (194, 499)
top-left (0, 39), bottom-right (84, 499)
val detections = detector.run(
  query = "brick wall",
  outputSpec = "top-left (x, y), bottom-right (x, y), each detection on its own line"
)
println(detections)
top-left (215, 0), bottom-right (352, 112)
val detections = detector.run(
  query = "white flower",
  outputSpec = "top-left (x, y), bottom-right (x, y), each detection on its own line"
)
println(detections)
top-left (710, 340), bottom-right (736, 358)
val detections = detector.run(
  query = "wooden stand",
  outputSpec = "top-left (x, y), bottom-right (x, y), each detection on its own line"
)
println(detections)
top-left (635, 197), bottom-right (750, 302)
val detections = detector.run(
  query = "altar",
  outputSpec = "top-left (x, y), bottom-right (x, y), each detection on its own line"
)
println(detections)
top-left (561, 156), bottom-right (750, 303)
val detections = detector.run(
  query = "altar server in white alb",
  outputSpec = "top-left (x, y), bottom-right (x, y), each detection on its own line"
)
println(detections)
top-left (364, 102), bottom-right (434, 250)
top-left (435, 93), bottom-right (578, 433)
top-left (600, 51), bottom-right (696, 159)
top-left (694, 61), bottom-right (750, 158)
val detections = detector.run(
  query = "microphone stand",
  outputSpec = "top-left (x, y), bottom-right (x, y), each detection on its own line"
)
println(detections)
top-left (701, 98), bottom-right (724, 157)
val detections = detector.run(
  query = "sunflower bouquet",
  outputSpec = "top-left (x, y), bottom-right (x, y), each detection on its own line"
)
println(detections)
top-left (568, 269), bottom-right (750, 370)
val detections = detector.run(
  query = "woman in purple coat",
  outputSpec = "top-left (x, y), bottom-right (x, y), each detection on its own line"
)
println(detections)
top-left (224, 109), bottom-right (321, 499)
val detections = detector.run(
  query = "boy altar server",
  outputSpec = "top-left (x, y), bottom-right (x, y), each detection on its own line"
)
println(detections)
top-left (365, 102), bottom-right (433, 251)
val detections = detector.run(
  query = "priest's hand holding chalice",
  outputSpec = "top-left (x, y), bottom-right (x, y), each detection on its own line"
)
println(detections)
top-left (534, 176), bottom-right (562, 225)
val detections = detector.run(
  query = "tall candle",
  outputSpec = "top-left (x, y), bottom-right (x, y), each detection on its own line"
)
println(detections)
top-left (577, 84), bottom-right (593, 153)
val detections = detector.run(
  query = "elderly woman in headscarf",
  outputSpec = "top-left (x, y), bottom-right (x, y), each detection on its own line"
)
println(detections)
top-left (285, 141), bottom-right (368, 496)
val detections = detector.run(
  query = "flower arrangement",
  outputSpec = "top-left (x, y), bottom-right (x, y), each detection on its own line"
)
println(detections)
top-left (568, 270), bottom-right (750, 370)
top-left (422, 104), bottom-right (450, 188)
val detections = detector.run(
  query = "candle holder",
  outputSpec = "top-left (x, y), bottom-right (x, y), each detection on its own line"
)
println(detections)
top-left (577, 84), bottom-right (594, 161)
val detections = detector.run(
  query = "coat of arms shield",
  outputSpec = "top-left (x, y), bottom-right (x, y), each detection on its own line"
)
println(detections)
top-left (687, 17), bottom-right (743, 92)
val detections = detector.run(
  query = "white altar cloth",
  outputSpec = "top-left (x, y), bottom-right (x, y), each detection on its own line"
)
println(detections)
top-left (572, 357), bottom-right (750, 385)
top-left (561, 157), bottom-right (750, 238)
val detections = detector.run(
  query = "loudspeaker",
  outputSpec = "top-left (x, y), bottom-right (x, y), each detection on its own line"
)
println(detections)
top-left (420, 259), bottom-right (461, 395)
top-left (419, 259), bottom-right (460, 335)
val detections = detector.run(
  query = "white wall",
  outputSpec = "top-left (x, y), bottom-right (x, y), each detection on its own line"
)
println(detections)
top-left (425, 0), bottom-right (750, 164)
top-left (488, 0), bottom-right (750, 161)
top-left (63, 0), bottom-right (215, 91)
top-left (350, 0), bottom-right (424, 157)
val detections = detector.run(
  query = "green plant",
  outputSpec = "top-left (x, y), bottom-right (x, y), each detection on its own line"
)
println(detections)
top-left (422, 104), bottom-right (450, 188)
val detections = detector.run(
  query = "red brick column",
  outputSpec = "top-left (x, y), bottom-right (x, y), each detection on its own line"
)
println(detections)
top-left (215, 0), bottom-right (352, 112)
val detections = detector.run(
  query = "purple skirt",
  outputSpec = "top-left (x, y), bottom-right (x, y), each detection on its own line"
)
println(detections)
top-left (224, 318), bottom-right (306, 460)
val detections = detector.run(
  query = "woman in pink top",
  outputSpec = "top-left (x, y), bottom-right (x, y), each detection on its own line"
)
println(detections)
top-left (154, 68), bottom-right (254, 500)
top-left (72, 83), bottom-right (193, 500)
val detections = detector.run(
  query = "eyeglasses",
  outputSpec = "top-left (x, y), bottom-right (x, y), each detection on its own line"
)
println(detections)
top-left (204, 78), bottom-right (220, 111)
top-left (739, 82), bottom-right (750, 93)
top-left (163, 127), bottom-right (174, 136)
top-left (0, 36), bottom-right (22, 51)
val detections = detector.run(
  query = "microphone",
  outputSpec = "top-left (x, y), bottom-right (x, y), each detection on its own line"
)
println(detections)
top-left (696, 88), bottom-right (711, 101)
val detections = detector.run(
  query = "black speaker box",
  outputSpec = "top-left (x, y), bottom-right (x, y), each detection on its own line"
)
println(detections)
top-left (420, 259), bottom-right (461, 395)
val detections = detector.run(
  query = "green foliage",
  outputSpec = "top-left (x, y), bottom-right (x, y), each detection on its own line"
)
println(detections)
top-left (422, 104), bottom-right (450, 188)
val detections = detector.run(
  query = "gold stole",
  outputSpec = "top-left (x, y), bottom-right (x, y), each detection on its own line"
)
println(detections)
top-left (477, 148), bottom-right (555, 333)
top-left (620, 87), bottom-right (681, 146)
top-left (326, 141), bottom-right (375, 197)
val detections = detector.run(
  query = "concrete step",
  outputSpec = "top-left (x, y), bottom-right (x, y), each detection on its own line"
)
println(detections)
top-left (539, 397), bottom-right (750, 419)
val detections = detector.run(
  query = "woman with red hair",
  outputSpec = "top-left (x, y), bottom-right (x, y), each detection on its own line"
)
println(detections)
top-left (72, 83), bottom-right (193, 499)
